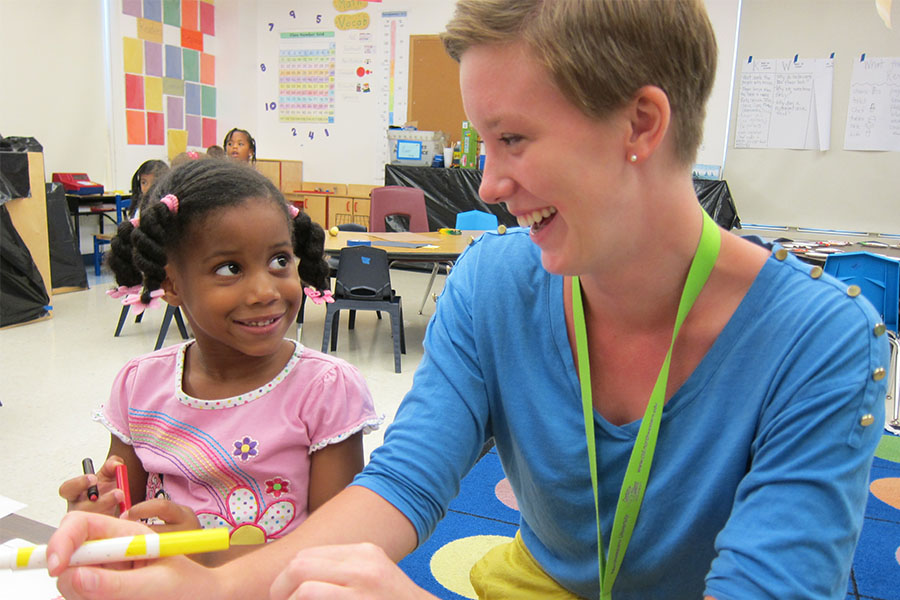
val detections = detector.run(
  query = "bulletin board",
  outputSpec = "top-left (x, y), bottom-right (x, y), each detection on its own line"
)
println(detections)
top-left (255, 0), bottom-right (409, 185)
top-left (407, 35), bottom-right (467, 143)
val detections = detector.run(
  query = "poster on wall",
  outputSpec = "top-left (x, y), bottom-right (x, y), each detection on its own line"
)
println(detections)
top-left (120, 0), bottom-right (218, 160)
top-left (844, 55), bottom-right (900, 152)
top-left (734, 55), bottom-right (834, 151)
top-left (257, 1), bottom-right (407, 184)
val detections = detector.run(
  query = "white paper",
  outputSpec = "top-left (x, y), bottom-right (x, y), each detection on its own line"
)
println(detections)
top-left (844, 55), bottom-right (900, 151)
top-left (735, 56), bottom-right (834, 150)
top-left (0, 495), bottom-right (27, 520)
top-left (0, 539), bottom-right (62, 599)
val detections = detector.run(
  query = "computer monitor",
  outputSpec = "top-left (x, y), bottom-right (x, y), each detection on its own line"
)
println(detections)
top-left (396, 139), bottom-right (423, 161)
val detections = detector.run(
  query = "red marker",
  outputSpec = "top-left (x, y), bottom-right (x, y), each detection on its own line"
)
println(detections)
top-left (115, 463), bottom-right (131, 513)
top-left (82, 458), bottom-right (99, 502)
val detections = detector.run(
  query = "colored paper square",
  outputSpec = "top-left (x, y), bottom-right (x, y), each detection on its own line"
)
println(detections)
top-left (185, 82), bottom-right (201, 115)
top-left (200, 53), bottom-right (215, 85)
top-left (186, 115), bottom-right (202, 147)
top-left (163, 0), bottom-right (180, 26)
top-left (123, 37), bottom-right (143, 74)
top-left (167, 129), bottom-right (188, 161)
top-left (144, 41), bottom-right (163, 76)
top-left (167, 96), bottom-right (184, 129)
top-left (181, 28), bottom-right (203, 52)
top-left (142, 0), bottom-right (162, 21)
top-left (125, 74), bottom-right (145, 110)
top-left (163, 77), bottom-right (184, 96)
top-left (147, 112), bottom-right (165, 145)
top-left (137, 17), bottom-right (163, 43)
top-left (163, 22), bottom-right (181, 46)
top-left (182, 0), bottom-right (198, 30)
top-left (126, 110), bottom-right (146, 144)
top-left (202, 117), bottom-right (217, 148)
top-left (201, 85), bottom-right (216, 118)
top-left (183, 48), bottom-right (200, 82)
top-left (145, 76), bottom-right (163, 111)
top-left (199, 1), bottom-right (214, 35)
top-left (165, 44), bottom-right (182, 79)
top-left (122, 0), bottom-right (141, 17)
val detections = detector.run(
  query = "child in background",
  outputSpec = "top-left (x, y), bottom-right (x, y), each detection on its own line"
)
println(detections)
top-left (206, 144), bottom-right (225, 158)
top-left (170, 150), bottom-right (203, 168)
top-left (127, 159), bottom-right (168, 218)
top-left (59, 159), bottom-right (380, 564)
top-left (224, 128), bottom-right (256, 164)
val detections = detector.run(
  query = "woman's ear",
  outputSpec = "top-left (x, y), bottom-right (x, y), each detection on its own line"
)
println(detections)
top-left (624, 85), bottom-right (670, 163)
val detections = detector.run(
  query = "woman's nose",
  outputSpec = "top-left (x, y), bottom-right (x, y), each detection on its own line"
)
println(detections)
top-left (478, 156), bottom-right (515, 205)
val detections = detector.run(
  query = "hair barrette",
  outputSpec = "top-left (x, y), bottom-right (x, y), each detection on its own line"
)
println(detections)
top-left (160, 194), bottom-right (179, 214)
top-left (106, 284), bottom-right (143, 299)
top-left (122, 289), bottom-right (165, 315)
top-left (129, 217), bottom-right (140, 228)
top-left (187, 150), bottom-right (199, 159)
top-left (304, 287), bottom-right (334, 305)
top-left (288, 205), bottom-right (300, 219)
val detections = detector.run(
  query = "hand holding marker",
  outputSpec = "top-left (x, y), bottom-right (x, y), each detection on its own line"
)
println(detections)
top-left (0, 529), bottom-right (230, 570)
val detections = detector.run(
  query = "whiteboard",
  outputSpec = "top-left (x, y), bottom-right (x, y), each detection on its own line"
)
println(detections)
top-left (723, 0), bottom-right (900, 234)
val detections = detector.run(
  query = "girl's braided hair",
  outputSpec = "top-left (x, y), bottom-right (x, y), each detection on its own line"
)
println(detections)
top-left (108, 159), bottom-right (330, 305)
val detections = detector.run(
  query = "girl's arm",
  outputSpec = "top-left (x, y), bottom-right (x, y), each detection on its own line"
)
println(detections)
top-left (307, 431), bottom-right (365, 513)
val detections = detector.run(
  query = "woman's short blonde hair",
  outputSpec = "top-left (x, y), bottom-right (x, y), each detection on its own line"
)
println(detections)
top-left (442, 0), bottom-right (717, 166)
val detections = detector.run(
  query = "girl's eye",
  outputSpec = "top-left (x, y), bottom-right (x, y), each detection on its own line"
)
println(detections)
top-left (214, 263), bottom-right (241, 277)
top-left (270, 254), bottom-right (292, 270)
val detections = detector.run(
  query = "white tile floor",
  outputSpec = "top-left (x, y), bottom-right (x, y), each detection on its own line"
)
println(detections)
top-left (0, 264), bottom-right (443, 528)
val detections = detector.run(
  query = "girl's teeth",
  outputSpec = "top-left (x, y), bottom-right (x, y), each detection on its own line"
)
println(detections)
top-left (516, 207), bottom-right (557, 228)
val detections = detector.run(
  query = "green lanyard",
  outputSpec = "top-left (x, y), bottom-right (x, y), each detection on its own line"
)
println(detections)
top-left (572, 210), bottom-right (720, 600)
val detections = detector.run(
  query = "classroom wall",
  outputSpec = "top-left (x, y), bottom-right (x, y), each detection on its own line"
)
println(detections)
top-left (723, 0), bottom-right (900, 234)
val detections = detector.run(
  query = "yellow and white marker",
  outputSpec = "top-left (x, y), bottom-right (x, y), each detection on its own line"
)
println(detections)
top-left (1, 528), bottom-right (229, 570)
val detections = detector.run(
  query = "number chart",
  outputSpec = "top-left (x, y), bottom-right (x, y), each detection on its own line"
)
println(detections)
top-left (278, 32), bottom-right (336, 124)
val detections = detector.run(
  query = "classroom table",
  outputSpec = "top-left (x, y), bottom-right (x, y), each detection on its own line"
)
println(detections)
top-left (0, 513), bottom-right (54, 544)
top-left (325, 230), bottom-right (486, 313)
top-left (65, 192), bottom-right (131, 249)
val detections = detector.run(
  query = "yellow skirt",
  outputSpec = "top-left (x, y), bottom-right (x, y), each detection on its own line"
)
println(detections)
top-left (469, 531), bottom-right (584, 600)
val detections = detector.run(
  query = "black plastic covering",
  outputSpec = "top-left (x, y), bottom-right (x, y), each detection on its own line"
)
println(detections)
top-left (385, 164), bottom-right (741, 231)
top-left (46, 182), bottom-right (88, 289)
top-left (0, 203), bottom-right (50, 328)
top-left (0, 135), bottom-right (43, 202)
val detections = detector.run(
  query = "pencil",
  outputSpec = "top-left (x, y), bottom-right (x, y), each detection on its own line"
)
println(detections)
top-left (0, 528), bottom-right (230, 570)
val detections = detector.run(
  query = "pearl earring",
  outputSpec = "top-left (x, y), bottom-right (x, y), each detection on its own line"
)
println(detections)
top-left (629, 154), bottom-right (638, 163)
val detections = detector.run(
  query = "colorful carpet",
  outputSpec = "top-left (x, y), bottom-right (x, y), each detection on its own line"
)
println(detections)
top-left (400, 436), bottom-right (900, 600)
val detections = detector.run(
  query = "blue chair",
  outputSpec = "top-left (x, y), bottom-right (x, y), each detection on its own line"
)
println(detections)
top-left (455, 210), bottom-right (498, 231)
top-left (93, 194), bottom-right (131, 276)
top-left (824, 251), bottom-right (900, 432)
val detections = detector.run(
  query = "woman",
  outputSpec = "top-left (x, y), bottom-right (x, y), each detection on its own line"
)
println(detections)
top-left (49, 1), bottom-right (886, 598)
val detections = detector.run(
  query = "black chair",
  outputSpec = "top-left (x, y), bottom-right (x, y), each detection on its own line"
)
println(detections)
top-left (297, 222), bottom-right (369, 337)
top-left (321, 246), bottom-right (406, 373)
top-left (114, 302), bottom-right (189, 351)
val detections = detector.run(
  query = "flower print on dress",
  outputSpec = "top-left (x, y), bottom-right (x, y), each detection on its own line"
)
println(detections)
top-left (196, 486), bottom-right (295, 545)
top-left (265, 477), bottom-right (290, 498)
top-left (233, 436), bottom-right (259, 461)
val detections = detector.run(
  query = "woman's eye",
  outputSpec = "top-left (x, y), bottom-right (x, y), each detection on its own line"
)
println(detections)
top-left (270, 255), bottom-right (291, 270)
top-left (214, 263), bottom-right (240, 276)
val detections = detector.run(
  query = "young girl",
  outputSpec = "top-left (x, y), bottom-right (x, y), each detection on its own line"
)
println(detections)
top-left (59, 159), bottom-right (380, 563)
top-left (224, 128), bottom-right (256, 164)
top-left (127, 159), bottom-right (168, 218)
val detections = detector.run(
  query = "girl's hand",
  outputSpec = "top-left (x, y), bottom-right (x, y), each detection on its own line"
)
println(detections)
top-left (59, 456), bottom-right (126, 516)
top-left (270, 543), bottom-right (439, 600)
top-left (123, 498), bottom-right (202, 533)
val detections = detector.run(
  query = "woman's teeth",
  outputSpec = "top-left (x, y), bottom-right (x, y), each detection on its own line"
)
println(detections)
top-left (517, 207), bottom-right (557, 228)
